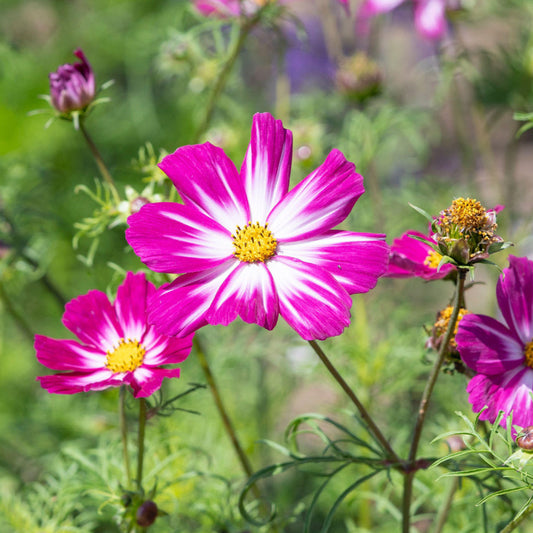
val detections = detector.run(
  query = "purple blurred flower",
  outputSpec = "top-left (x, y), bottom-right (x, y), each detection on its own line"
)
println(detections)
top-left (456, 256), bottom-right (533, 433)
top-left (357, 0), bottom-right (450, 40)
top-left (35, 272), bottom-right (193, 398)
top-left (126, 112), bottom-right (388, 341)
top-left (49, 48), bottom-right (96, 114)
top-left (385, 230), bottom-right (455, 280)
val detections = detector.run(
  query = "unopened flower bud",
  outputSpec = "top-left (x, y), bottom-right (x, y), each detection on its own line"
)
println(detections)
top-left (516, 426), bottom-right (533, 451)
top-left (49, 49), bottom-right (95, 114)
top-left (130, 196), bottom-right (150, 214)
top-left (335, 52), bottom-right (382, 102)
top-left (136, 500), bottom-right (158, 527)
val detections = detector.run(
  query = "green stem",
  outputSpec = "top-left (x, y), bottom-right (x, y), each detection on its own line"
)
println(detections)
top-left (0, 280), bottom-right (35, 342)
top-left (79, 119), bottom-right (120, 203)
top-left (136, 397), bottom-right (147, 491)
top-left (193, 335), bottom-right (255, 479)
top-left (499, 499), bottom-right (533, 533)
top-left (193, 16), bottom-right (257, 143)
top-left (308, 340), bottom-right (400, 465)
top-left (402, 268), bottom-right (468, 533)
top-left (120, 386), bottom-right (132, 488)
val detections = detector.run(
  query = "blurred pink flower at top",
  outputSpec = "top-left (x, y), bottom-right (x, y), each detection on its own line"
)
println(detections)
top-left (385, 230), bottom-right (455, 280)
top-left (194, 0), bottom-right (279, 18)
top-left (49, 48), bottom-right (96, 114)
top-left (357, 0), bottom-right (449, 40)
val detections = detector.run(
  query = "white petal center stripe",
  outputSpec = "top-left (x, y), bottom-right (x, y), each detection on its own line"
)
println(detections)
top-left (232, 221), bottom-right (277, 263)
top-left (106, 338), bottom-right (146, 373)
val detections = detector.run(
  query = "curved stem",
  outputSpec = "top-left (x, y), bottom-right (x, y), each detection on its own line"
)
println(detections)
top-left (308, 340), bottom-right (400, 465)
top-left (119, 386), bottom-right (132, 488)
top-left (193, 17), bottom-right (258, 143)
top-left (193, 335), bottom-right (255, 479)
top-left (402, 268), bottom-right (468, 533)
top-left (78, 120), bottom-right (120, 203)
top-left (136, 397), bottom-right (147, 491)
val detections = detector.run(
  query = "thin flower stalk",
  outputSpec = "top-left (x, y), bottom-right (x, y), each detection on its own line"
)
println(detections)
top-left (120, 386), bottom-right (133, 488)
top-left (402, 268), bottom-right (468, 533)
top-left (79, 119), bottom-right (120, 203)
top-left (499, 499), bottom-right (533, 533)
top-left (193, 16), bottom-right (258, 143)
top-left (137, 397), bottom-right (147, 491)
top-left (308, 340), bottom-right (401, 465)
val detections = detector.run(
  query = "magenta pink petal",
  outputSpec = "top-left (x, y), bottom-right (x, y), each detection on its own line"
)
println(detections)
top-left (148, 261), bottom-right (239, 337)
top-left (497, 255), bottom-right (533, 345)
top-left (207, 261), bottom-right (279, 329)
top-left (62, 289), bottom-right (123, 352)
top-left (142, 331), bottom-right (194, 366)
top-left (280, 230), bottom-right (388, 294)
top-left (158, 143), bottom-right (249, 229)
top-left (126, 202), bottom-right (233, 274)
top-left (35, 336), bottom-right (104, 371)
top-left (414, 0), bottom-right (447, 40)
top-left (124, 367), bottom-right (182, 398)
top-left (241, 113), bottom-right (293, 224)
top-left (268, 149), bottom-right (364, 242)
top-left (268, 256), bottom-right (353, 340)
top-left (37, 369), bottom-right (121, 395)
top-left (456, 314), bottom-right (525, 375)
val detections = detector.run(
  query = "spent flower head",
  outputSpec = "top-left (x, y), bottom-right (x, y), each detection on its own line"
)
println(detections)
top-left (432, 198), bottom-right (505, 267)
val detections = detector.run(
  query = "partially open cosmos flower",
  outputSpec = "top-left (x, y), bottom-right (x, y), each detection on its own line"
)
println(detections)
top-left (126, 113), bottom-right (388, 341)
top-left (357, 0), bottom-right (450, 40)
top-left (385, 230), bottom-right (456, 280)
top-left (456, 256), bottom-right (533, 432)
top-left (49, 48), bottom-right (96, 114)
top-left (35, 272), bottom-right (193, 397)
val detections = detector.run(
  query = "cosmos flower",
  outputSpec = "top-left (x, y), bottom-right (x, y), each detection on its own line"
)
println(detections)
top-left (456, 255), bottom-right (533, 432)
top-left (35, 272), bottom-right (193, 398)
top-left (385, 230), bottom-right (455, 280)
top-left (193, 0), bottom-right (279, 18)
top-left (357, 0), bottom-right (449, 40)
top-left (49, 48), bottom-right (96, 114)
top-left (126, 112), bottom-right (388, 341)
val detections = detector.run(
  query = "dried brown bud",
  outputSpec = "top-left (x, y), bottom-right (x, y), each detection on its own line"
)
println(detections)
top-left (516, 426), bottom-right (533, 451)
top-left (136, 500), bottom-right (158, 527)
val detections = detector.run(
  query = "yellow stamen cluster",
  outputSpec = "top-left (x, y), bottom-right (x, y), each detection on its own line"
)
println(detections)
top-left (424, 250), bottom-right (443, 269)
top-left (105, 338), bottom-right (146, 373)
top-left (232, 221), bottom-right (277, 263)
top-left (524, 341), bottom-right (533, 368)
top-left (434, 306), bottom-right (469, 349)
top-left (438, 197), bottom-right (489, 235)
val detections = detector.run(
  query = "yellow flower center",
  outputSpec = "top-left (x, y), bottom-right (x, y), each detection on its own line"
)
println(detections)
top-left (232, 221), bottom-right (277, 263)
top-left (434, 306), bottom-right (469, 349)
top-left (105, 338), bottom-right (146, 373)
top-left (440, 197), bottom-right (488, 233)
top-left (524, 341), bottom-right (533, 368)
top-left (424, 250), bottom-right (443, 269)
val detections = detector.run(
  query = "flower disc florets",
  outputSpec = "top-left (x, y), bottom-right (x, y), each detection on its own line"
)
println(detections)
top-left (432, 197), bottom-right (503, 266)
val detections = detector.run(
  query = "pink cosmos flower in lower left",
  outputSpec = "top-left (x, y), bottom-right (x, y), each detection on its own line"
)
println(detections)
top-left (35, 272), bottom-right (193, 398)
top-left (456, 256), bottom-right (533, 433)
top-left (126, 112), bottom-right (389, 341)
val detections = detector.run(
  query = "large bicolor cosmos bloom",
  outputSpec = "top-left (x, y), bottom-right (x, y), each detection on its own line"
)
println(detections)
top-left (357, 0), bottom-right (450, 40)
top-left (126, 113), bottom-right (388, 341)
top-left (385, 230), bottom-right (455, 280)
top-left (35, 272), bottom-right (193, 398)
top-left (456, 256), bottom-right (533, 432)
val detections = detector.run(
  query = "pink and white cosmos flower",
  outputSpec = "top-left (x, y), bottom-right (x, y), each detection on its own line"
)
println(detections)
top-left (35, 272), bottom-right (193, 398)
top-left (385, 230), bottom-right (455, 280)
top-left (357, 0), bottom-right (449, 40)
top-left (126, 113), bottom-right (388, 341)
top-left (456, 256), bottom-right (533, 432)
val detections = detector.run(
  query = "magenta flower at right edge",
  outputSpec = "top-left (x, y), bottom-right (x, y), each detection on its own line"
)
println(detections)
top-left (456, 256), bottom-right (533, 433)
top-left (126, 112), bottom-right (389, 341)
